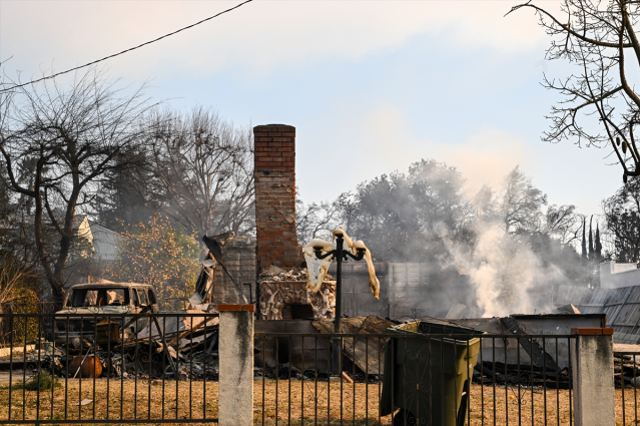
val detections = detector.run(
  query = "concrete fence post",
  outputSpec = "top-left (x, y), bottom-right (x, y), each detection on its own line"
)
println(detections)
top-left (218, 304), bottom-right (255, 426)
top-left (570, 327), bottom-right (615, 426)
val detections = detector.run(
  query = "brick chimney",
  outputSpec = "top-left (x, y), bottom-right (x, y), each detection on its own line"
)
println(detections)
top-left (253, 124), bottom-right (301, 274)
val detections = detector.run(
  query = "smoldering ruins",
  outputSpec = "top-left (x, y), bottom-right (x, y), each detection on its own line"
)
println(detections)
top-left (212, 124), bottom-right (565, 321)
top-left (0, 122), bottom-right (626, 394)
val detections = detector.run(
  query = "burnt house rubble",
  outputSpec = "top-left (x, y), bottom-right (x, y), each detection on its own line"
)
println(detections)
top-left (7, 122), bottom-right (640, 395)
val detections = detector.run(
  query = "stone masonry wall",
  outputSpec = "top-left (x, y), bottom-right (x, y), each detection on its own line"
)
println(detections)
top-left (253, 124), bottom-right (302, 274)
top-left (211, 236), bottom-right (257, 304)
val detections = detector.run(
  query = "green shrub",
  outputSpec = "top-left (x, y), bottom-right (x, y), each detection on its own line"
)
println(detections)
top-left (13, 371), bottom-right (61, 391)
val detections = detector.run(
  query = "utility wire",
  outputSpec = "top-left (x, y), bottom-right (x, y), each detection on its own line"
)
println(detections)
top-left (0, 0), bottom-right (254, 92)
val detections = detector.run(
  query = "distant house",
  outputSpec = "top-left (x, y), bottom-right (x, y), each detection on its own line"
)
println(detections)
top-left (600, 261), bottom-right (640, 289)
top-left (90, 223), bottom-right (121, 262)
top-left (70, 216), bottom-right (121, 263)
top-left (0, 213), bottom-right (120, 264)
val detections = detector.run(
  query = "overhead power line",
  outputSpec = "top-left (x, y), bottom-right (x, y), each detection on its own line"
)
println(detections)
top-left (0, 0), bottom-right (254, 92)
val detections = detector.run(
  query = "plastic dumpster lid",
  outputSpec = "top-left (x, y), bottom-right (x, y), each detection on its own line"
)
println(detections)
top-left (389, 319), bottom-right (487, 337)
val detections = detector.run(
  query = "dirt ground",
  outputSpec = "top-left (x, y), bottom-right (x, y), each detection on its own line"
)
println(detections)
top-left (0, 378), bottom-right (638, 425)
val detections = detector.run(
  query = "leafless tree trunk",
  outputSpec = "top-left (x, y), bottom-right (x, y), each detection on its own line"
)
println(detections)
top-left (0, 68), bottom-right (148, 309)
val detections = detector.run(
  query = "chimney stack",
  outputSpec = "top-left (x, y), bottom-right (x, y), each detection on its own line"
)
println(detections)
top-left (253, 124), bottom-right (301, 274)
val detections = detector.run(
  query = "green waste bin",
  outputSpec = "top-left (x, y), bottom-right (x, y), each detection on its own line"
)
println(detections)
top-left (380, 321), bottom-right (485, 426)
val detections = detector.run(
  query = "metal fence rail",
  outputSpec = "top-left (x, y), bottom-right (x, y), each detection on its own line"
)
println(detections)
top-left (0, 312), bottom-right (219, 424)
top-left (254, 332), bottom-right (577, 426)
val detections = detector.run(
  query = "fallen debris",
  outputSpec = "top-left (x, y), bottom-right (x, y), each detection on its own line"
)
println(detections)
top-left (312, 315), bottom-right (395, 375)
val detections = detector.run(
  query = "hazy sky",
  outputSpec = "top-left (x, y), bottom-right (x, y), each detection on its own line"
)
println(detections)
top-left (0, 0), bottom-right (624, 217)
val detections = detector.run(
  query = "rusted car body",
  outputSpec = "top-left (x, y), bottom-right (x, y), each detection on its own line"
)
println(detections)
top-left (54, 283), bottom-right (158, 343)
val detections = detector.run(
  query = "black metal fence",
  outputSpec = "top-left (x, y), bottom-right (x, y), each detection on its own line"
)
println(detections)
top-left (254, 332), bottom-right (579, 425)
top-left (2, 313), bottom-right (638, 426)
top-left (614, 350), bottom-right (640, 426)
top-left (0, 312), bottom-right (220, 424)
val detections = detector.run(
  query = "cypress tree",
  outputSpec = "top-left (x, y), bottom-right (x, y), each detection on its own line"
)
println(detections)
top-left (581, 217), bottom-right (587, 261)
top-left (595, 223), bottom-right (603, 260)
top-left (589, 215), bottom-right (595, 259)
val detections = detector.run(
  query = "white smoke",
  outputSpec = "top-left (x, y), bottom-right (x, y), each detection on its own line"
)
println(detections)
top-left (438, 221), bottom-right (562, 317)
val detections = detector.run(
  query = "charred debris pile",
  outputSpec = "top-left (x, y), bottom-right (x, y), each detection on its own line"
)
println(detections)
top-left (7, 311), bottom-right (223, 381)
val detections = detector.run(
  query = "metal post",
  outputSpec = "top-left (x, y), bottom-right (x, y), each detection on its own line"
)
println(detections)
top-left (332, 234), bottom-right (344, 376)
top-left (334, 234), bottom-right (343, 334)
top-left (313, 233), bottom-right (365, 377)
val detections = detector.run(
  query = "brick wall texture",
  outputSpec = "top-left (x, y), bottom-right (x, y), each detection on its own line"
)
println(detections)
top-left (253, 124), bottom-right (303, 274)
top-left (211, 236), bottom-right (257, 304)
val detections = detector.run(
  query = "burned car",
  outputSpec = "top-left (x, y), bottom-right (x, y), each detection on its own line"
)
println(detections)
top-left (54, 283), bottom-right (158, 344)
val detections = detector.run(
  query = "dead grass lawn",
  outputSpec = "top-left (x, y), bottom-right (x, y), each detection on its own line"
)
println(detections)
top-left (0, 378), bottom-right (638, 425)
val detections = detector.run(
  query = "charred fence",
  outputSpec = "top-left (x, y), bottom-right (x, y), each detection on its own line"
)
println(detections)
top-left (0, 313), bottom-right (630, 425)
top-left (614, 349), bottom-right (640, 426)
top-left (0, 312), bottom-right (220, 424)
top-left (254, 332), bottom-right (614, 426)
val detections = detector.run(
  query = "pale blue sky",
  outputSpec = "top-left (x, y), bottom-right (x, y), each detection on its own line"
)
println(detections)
top-left (0, 0), bottom-right (623, 217)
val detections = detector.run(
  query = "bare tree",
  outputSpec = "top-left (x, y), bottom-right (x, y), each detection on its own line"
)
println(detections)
top-left (501, 166), bottom-right (548, 234)
top-left (510, 0), bottom-right (640, 182)
top-left (146, 108), bottom-right (254, 237)
top-left (296, 198), bottom-right (341, 243)
top-left (0, 69), bottom-right (148, 308)
top-left (603, 175), bottom-right (640, 262)
top-left (545, 204), bottom-right (581, 245)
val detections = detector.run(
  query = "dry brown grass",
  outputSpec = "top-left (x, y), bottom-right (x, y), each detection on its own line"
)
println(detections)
top-left (0, 378), bottom-right (639, 425)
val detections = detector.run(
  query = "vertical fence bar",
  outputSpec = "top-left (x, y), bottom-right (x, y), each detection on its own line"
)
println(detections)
top-left (35, 314), bottom-right (41, 422)
top-left (504, 334), bottom-right (508, 426)
top-left (530, 335), bottom-right (534, 426)
top-left (437, 335), bottom-right (442, 426)
top-left (468, 338), bottom-right (471, 426)
top-left (49, 314), bottom-right (55, 422)
top-left (77, 314), bottom-right (82, 421)
top-left (376, 332), bottom-right (380, 423)
top-left (623, 354), bottom-right (627, 426)
top-left (479, 334), bottom-right (484, 426)
top-left (189, 315), bottom-right (194, 421)
top-left (133, 322), bottom-right (138, 420)
top-left (493, 336), bottom-right (496, 426)
top-left (65, 315), bottom-right (69, 421)
top-left (390, 336), bottom-right (395, 426)
top-left (427, 336), bottom-right (433, 424)
top-left (120, 313), bottom-right (125, 421)
top-left (568, 337), bottom-right (572, 426)
top-left (327, 336), bottom-right (330, 426)
top-left (288, 335), bottom-right (292, 425)
top-left (174, 318), bottom-right (179, 421)
top-left (261, 335), bottom-right (266, 426)
top-left (352, 335), bottom-right (356, 425)
top-left (7, 315), bottom-right (13, 422)
top-left (301, 335), bottom-right (305, 425)
top-left (517, 336), bottom-right (521, 426)
top-left (340, 335), bottom-right (344, 424)
top-left (635, 353), bottom-right (638, 425)
top-left (162, 316), bottom-right (166, 421)
top-left (92, 314), bottom-right (97, 421)
top-left (365, 335), bottom-right (369, 426)
top-left (451, 334), bottom-right (458, 426)
top-left (21, 316), bottom-right (26, 421)
top-left (314, 335), bottom-right (318, 426)
top-left (543, 337), bottom-right (547, 426)
top-left (148, 317), bottom-right (153, 421)
top-left (556, 337), bottom-right (560, 426)
top-left (106, 315), bottom-right (111, 421)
